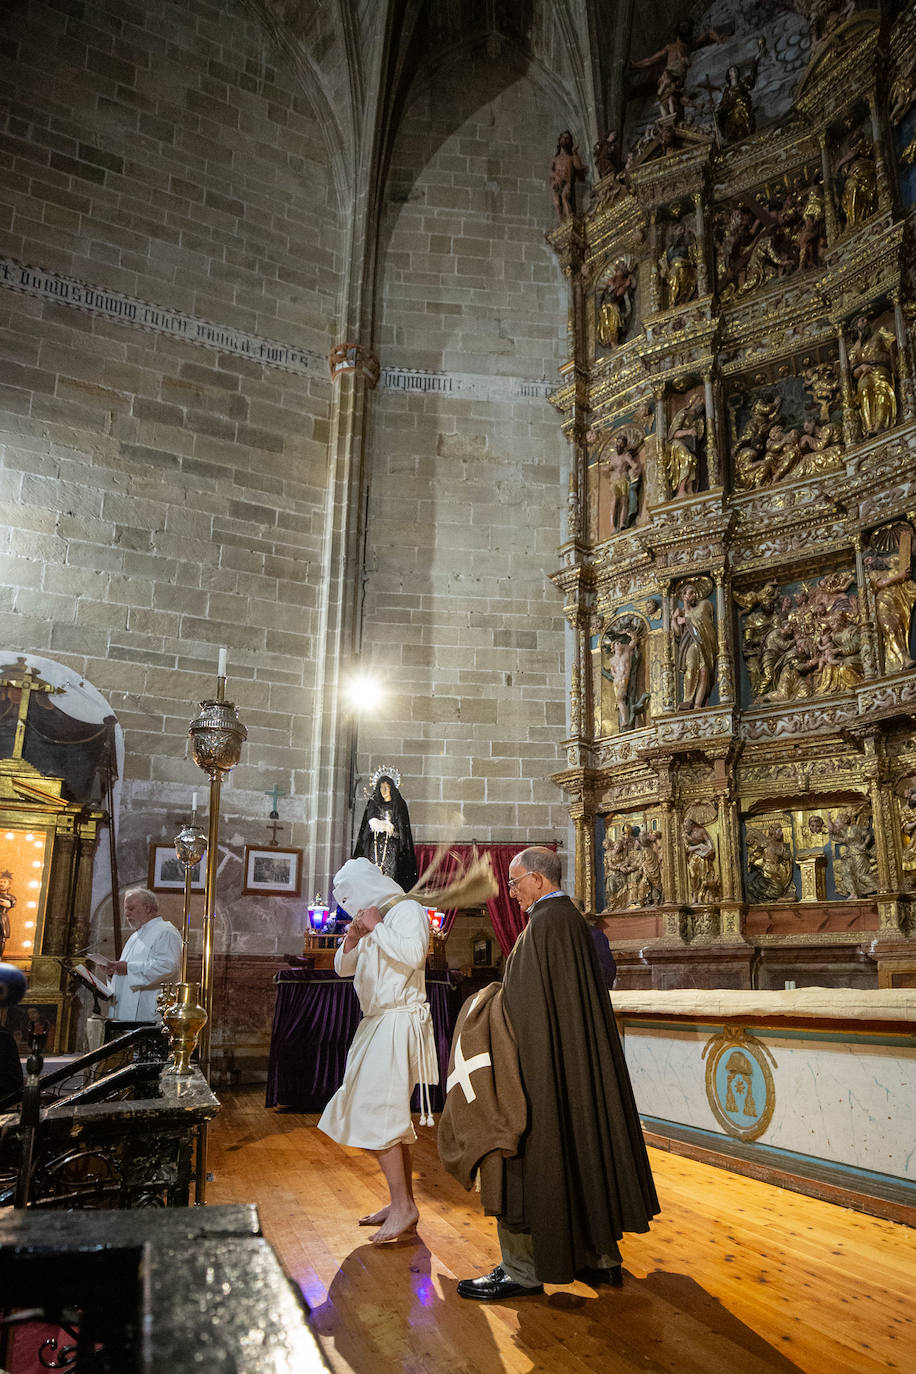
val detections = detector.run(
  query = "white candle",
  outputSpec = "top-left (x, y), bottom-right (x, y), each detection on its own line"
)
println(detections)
top-left (192, 792), bottom-right (198, 813)
top-left (218, 647), bottom-right (228, 678)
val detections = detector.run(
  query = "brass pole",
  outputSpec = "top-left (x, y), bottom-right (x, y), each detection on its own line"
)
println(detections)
top-left (197, 769), bottom-right (222, 1082)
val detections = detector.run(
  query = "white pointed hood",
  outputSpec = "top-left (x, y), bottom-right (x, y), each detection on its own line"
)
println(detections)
top-left (333, 858), bottom-right (404, 916)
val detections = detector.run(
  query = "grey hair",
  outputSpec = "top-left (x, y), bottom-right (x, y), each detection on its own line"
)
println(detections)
top-left (125, 886), bottom-right (159, 913)
top-left (515, 847), bottom-right (562, 887)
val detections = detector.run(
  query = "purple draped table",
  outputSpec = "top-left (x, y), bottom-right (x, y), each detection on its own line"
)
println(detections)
top-left (265, 967), bottom-right (464, 1114)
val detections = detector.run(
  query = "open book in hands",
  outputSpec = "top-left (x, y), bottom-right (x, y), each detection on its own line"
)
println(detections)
top-left (73, 960), bottom-right (114, 1000)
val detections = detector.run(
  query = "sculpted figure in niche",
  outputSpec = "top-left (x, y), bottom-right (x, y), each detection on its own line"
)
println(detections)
top-left (732, 390), bottom-right (781, 489)
top-left (672, 579), bottom-right (716, 710)
top-left (716, 62), bottom-right (757, 144)
top-left (835, 130), bottom-right (877, 230)
top-left (664, 393), bottom-right (705, 497)
top-left (746, 824), bottom-right (796, 903)
top-left (603, 827), bottom-right (635, 911)
top-left (632, 830), bottom-right (664, 907)
top-left (738, 197), bottom-right (797, 295)
top-left (735, 582), bottom-right (779, 697)
top-left (683, 814), bottom-right (719, 904)
top-left (630, 19), bottom-right (729, 123)
top-left (716, 205), bottom-right (757, 298)
top-left (795, 184), bottom-right (826, 270)
top-left (809, 811), bottom-right (877, 898)
top-left (597, 427), bottom-right (644, 535)
top-left (849, 315), bottom-right (898, 437)
top-left (550, 131), bottom-right (585, 221)
top-left (898, 781), bottom-right (916, 889)
top-left (596, 261), bottom-right (636, 350)
top-left (659, 219), bottom-right (699, 309)
top-left (593, 130), bottom-right (621, 181)
top-left (867, 523), bottom-right (916, 673)
top-left (601, 618), bottom-right (650, 734)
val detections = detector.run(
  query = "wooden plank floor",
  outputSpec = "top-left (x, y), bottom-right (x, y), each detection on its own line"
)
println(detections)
top-left (207, 1089), bottom-right (915, 1373)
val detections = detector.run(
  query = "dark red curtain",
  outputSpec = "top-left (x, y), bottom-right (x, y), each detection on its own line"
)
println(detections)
top-left (415, 842), bottom-right (558, 959)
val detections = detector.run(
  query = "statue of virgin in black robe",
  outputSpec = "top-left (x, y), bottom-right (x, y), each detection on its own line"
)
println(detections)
top-left (353, 773), bottom-right (418, 891)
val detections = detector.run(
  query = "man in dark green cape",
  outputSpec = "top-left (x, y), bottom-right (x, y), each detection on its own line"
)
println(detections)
top-left (457, 847), bottom-right (658, 1301)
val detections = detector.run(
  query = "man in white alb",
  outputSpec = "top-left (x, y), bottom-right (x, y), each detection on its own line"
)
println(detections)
top-left (93, 888), bottom-right (182, 1022)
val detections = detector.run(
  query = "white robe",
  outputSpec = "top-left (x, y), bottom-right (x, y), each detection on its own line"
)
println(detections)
top-left (318, 860), bottom-right (437, 1151)
top-left (109, 916), bottom-right (183, 1022)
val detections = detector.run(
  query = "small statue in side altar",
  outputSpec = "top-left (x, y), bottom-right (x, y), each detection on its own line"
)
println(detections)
top-left (849, 315), bottom-right (898, 437)
top-left (0, 871), bottom-right (16, 957)
top-left (353, 768), bottom-right (417, 890)
top-left (550, 130), bottom-right (585, 221)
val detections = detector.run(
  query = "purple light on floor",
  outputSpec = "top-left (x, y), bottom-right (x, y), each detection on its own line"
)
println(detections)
top-left (411, 1273), bottom-right (435, 1307)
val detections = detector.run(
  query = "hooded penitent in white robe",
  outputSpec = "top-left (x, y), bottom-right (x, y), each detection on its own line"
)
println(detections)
top-left (317, 858), bottom-right (438, 1151)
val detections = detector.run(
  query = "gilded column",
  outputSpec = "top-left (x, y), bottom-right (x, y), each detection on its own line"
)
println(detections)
top-left (867, 95), bottom-right (893, 215)
top-left (647, 212), bottom-right (661, 315)
top-left (41, 824), bottom-right (76, 956)
top-left (819, 135), bottom-right (839, 243)
top-left (660, 580), bottom-right (676, 712)
top-left (853, 532), bottom-right (880, 677)
top-left (693, 192), bottom-right (709, 297)
top-left (712, 566), bottom-right (734, 703)
top-left (653, 384), bottom-right (668, 505)
top-left (893, 292), bottom-right (916, 420)
top-left (69, 825), bottom-right (99, 959)
top-left (835, 323), bottom-right (859, 445)
top-left (703, 371), bottom-right (720, 487)
top-left (571, 805), bottom-right (594, 911)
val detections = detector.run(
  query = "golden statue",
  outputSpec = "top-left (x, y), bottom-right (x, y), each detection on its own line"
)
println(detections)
top-left (849, 316), bottom-right (898, 437)
top-left (596, 261), bottom-right (635, 350)
top-left (835, 132), bottom-right (877, 229)
top-left (672, 579), bottom-right (716, 709)
top-left (867, 524), bottom-right (916, 672)
top-left (659, 220), bottom-right (698, 309)
top-left (664, 394), bottom-right (705, 496)
top-left (683, 811), bottom-right (718, 904)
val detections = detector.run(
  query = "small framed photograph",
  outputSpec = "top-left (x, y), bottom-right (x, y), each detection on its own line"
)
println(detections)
top-left (148, 843), bottom-right (205, 894)
top-left (242, 846), bottom-right (302, 897)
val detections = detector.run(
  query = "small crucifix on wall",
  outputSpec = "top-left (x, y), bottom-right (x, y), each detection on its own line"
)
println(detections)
top-left (264, 784), bottom-right (286, 847)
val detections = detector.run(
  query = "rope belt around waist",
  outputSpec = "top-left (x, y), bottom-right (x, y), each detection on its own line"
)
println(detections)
top-left (364, 1001), bottom-right (436, 1126)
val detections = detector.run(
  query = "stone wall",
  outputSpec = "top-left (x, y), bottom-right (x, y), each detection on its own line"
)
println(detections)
top-left (358, 61), bottom-right (570, 852)
top-left (0, 0), bottom-right (339, 959)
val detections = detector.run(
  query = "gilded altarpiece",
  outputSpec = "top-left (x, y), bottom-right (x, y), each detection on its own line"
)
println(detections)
top-left (549, 6), bottom-right (916, 991)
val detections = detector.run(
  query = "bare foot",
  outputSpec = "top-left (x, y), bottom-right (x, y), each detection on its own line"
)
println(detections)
top-left (358, 1206), bottom-right (390, 1227)
top-left (369, 1203), bottom-right (419, 1244)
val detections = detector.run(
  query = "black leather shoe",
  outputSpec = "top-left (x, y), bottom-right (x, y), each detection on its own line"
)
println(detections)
top-left (456, 1266), bottom-right (543, 1301)
top-left (576, 1264), bottom-right (624, 1288)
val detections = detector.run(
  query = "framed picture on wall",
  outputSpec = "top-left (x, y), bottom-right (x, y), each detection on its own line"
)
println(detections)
top-left (148, 844), bottom-right (205, 893)
top-left (242, 846), bottom-right (302, 897)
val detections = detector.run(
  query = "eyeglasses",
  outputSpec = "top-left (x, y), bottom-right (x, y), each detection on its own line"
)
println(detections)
top-left (507, 873), bottom-right (529, 890)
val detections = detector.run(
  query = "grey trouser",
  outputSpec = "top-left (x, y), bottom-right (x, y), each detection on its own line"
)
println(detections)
top-left (497, 1222), bottom-right (621, 1286)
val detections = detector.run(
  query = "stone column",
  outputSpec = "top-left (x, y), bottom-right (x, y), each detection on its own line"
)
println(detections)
top-left (69, 825), bottom-right (99, 959)
top-left (819, 135), bottom-right (839, 243)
